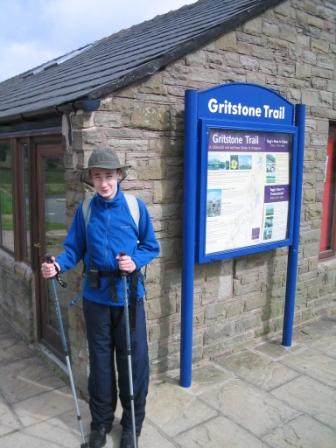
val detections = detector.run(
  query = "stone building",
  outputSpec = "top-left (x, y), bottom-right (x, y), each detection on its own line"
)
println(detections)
top-left (0, 0), bottom-right (335, 390)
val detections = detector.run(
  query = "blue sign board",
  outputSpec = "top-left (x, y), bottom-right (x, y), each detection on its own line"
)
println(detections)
top-left (196, 84), bottom-right (297, 263)
top-left (181, 83), bottom-right (306, 388)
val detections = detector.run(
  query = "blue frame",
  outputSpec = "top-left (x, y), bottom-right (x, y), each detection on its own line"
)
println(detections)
top-left (197, 121), bottom-right (298, 263)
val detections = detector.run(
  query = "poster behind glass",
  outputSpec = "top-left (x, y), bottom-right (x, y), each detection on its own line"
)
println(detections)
top-left (205, 129), bottom-right (292, 255)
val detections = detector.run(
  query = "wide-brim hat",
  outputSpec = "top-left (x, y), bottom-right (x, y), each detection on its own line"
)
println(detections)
top-left (81, 149), bottom-right (131, 186)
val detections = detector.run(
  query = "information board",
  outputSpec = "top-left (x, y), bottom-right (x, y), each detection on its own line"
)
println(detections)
top-left (205, 129), bottom-right (292, 255)
top-left (181, 83), bottom-right (306, 387)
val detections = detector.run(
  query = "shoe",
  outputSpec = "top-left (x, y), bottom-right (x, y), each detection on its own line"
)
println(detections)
top-left (89, 425), bottom-right (108, 448)
top-left (120, 430), bottom-right (138, 448)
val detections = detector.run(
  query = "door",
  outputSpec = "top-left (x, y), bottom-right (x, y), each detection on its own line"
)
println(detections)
top-left (32, 142), bottom-right (68, 356)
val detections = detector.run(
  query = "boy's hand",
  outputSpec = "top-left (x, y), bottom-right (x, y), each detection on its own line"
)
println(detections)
top-left (116, 253), bottom-right (136, 273)
top-left (41, 256), bottom-right (61, 279)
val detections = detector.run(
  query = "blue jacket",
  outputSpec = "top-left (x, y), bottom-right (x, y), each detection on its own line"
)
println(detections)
top-left (56, 187), bottom-right (160, 306)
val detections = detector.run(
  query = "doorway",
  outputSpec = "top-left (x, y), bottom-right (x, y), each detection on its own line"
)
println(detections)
top-left (32, 141), bottom-right (68, 357)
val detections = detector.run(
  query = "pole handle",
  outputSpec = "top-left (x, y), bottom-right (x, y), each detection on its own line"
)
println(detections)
top-left (44, 253), bottom-right (67, 288)
top-left (119, 252), bottom-right (128, 277)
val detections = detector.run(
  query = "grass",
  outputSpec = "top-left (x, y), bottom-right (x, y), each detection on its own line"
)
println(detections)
top-left (0, 189), bottom-right (13, 214)
top-left (1, 214), bottom-right (14, 231)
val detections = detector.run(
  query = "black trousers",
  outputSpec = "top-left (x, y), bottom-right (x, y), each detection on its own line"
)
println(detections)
top-left (83, 299), bottom-right (149, 435)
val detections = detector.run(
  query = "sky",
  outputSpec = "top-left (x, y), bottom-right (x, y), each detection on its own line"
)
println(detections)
top-left (0, 0), bottom-right (197, 82)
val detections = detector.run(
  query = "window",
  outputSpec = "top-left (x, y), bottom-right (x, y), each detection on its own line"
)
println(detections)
top-left (19, 142), bottom-right (31, 261)
top-left (320, 124), bottom-right (336, 259)
top-left (0, 141), bottom-right (15, 252)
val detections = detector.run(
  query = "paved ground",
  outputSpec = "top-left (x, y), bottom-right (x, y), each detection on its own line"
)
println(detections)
top-left (0, 315), bottom-right (336, 447)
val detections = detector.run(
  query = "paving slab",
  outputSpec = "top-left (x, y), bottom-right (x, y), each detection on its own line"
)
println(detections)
top-left (213, 349), bottom-right (299, 391)
top-left (1, 315), bottom-right (336, 447)
top-left (0, 430), bottom-right (65, 448)
top-left (199, 378), bottom-right (299, 437)
top-left (271, 375), bottom-right (336, 429)
top-left (175, 415), bottom-right (268, 448)
top-left (12, 386), bottom-right (77, 427)
top-left (280, 348), bottom-right (336, 388)
top-left (0, 396), bottom-right (22, 436)
top-left (0, 335), bottom-right (34, 366)
top-left (299, 317), bottom-right (336, 341)
top-left (0, 357), bottom-right (65, 404)
top-left (254, 339), bottom-right (304, 360)
top-left (310, 338), bottom-right (336, 359)
top-left (188, 362), bottom-right (234, 394)
top-left (0, 415), bottom-right (88, 448)
top-left (262, 414), bottom-right (336, 448)
top-left (141, 420), bottom-right (176, 447)
top-left (0, 319), bottom-right (11, 335)
top-left (146, 380), bottom-right (218, 437)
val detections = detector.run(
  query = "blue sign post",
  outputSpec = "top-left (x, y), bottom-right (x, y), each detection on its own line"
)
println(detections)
top-left (180, 83), bottom-right (305, 387)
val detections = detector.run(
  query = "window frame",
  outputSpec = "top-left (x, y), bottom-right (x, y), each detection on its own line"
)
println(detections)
top-left (0, 139), bottom-right (15, 255)
top-left (0, 130), bottom-right (63, 263)
top-left (319, 124), bottom-right (336, 260)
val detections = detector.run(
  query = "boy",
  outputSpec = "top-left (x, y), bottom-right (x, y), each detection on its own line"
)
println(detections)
top-left (41, 149), bottom-right (160, 448)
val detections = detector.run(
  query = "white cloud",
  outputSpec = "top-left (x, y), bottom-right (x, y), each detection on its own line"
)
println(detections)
top-left (0, 0), bottom-right (197, 81)
top-left (0, 42), bottom-right (56, 81)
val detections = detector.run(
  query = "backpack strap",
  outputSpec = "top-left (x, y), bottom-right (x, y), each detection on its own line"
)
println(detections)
top-left (82, 192), bottom-right (140, 230)
top-left (124, 193), bottom-right (140, 229)
top-left (82, 194), bottom-right (94, 229)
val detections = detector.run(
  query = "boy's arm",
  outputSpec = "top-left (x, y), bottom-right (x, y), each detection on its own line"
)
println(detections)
top-left (55, 205), bottom-right (86, 272)
top-left (132, 199), bottom-right (160, 269)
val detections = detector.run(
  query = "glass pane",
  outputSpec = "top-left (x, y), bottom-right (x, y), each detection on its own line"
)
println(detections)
top-left (22, 143), bottom-right (31, 260)
top-left (43, 156), bottom-right (69, 332)
top-left (0, 141), bottom-right (14, 252)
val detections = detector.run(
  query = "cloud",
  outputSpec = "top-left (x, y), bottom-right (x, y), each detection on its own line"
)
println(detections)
top-left (0, 0), bottom-right (197, 81)
top-left (41, 0), bottom-right (197, 50)
top-left (0, 41), bottom-right (56, 81)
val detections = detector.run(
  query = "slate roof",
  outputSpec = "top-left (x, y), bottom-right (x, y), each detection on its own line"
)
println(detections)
top-left (0, 0), bottom-right (284, 123)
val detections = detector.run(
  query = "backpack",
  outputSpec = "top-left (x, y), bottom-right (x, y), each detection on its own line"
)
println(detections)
top-left (82, 192), bottom-right (140, 232)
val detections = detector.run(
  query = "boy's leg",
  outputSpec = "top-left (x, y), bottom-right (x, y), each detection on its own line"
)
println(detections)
top-left (115, 301), bottom-right (149, 436)
top-left (83, 299), bottom-right (117, 432)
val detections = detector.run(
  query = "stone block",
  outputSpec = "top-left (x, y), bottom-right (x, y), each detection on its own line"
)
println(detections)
top-left (185, 50), bottom-right (206, 66)
top-left (224, 300), bottom-right (244, 318)
top-left (311, 38), bottom-right (330, 53)
top-left (244, 17), bottom-right (263, 34)
top-left (203, 321), bottom-right (233, 344)
top-left (302, 90), bottom-right (320, 106)
top-left (205, 302), bottom-right (227, 321)
top-left (146, 295), bottom-right (177, 320)
top-left (214, 32), bottom-right (237, 51)
top-left (153, 180), bottom-right (181, 203)
top-left (296, 62), bottom-right (311, 78)
top-left (240, 55), bottom-right (259, 71)
top-left (279, 24), bottom-right (297, 43)
top-left (130, 104), bottom-right (171, 131)
top-left (137, 159), bottom-right (164, 180)
top-left (94, 111), bottom-right (122, 128)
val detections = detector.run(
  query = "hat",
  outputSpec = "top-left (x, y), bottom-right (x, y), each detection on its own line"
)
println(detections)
top-left (82, 149), bottom-right (130, 186)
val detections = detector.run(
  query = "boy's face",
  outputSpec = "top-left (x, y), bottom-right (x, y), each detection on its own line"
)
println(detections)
top-left (90, 167), bottom-right (121, 199)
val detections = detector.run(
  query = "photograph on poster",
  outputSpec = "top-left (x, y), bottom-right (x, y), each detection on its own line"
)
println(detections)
top-left (205, 129), bottom-right (292, 255)
top-left (207, 189), bottom-right (222, 217)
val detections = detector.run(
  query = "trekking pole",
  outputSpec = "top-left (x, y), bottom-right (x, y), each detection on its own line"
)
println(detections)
top-left (44, 254), bottom-right (88, 448)
top-left (120, 252), bottom-right (138, 448)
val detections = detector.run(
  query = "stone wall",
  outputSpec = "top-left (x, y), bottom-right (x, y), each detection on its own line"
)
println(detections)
top-left (0, 250), bottom-right (35, 341)
top-left (62, 0), bottom-right (336, 380)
